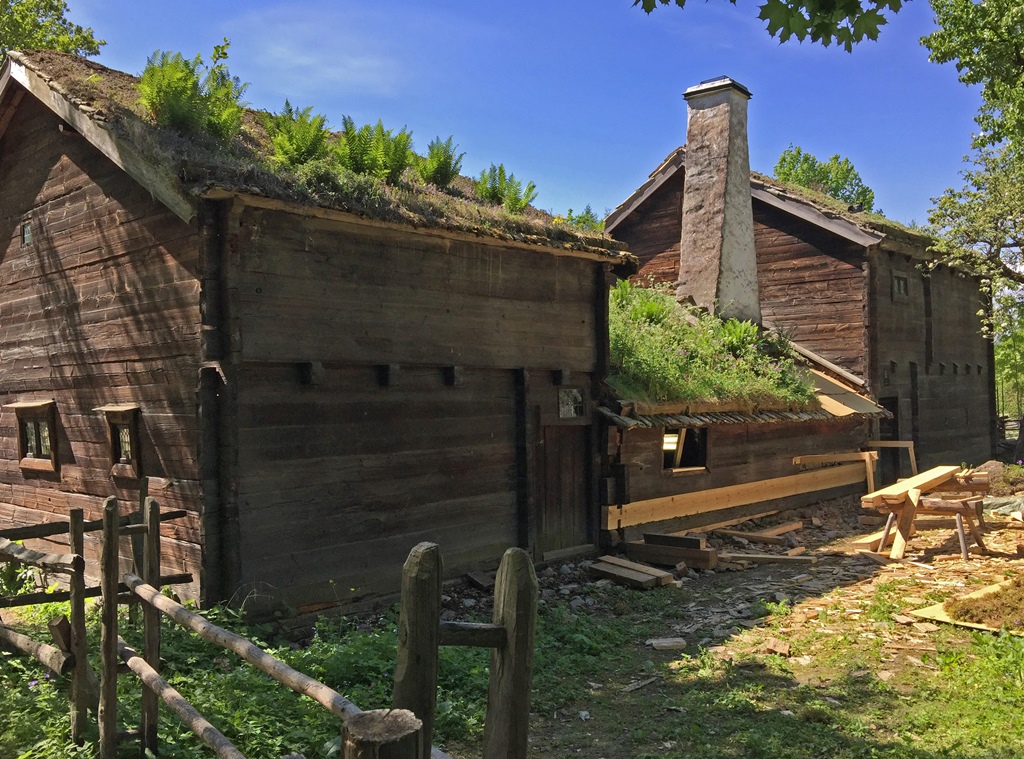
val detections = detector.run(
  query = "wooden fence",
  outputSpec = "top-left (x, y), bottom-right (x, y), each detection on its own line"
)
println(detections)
top-left (1, 498), bottom-right (538, 759)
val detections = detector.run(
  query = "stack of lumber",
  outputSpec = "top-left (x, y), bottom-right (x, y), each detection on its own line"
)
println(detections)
top-left (624, 532), bottom-right (718, 569)
top-left (590, 555), bottom-right (675, 589)
top-left (713, 520), bottom-right (817, 564)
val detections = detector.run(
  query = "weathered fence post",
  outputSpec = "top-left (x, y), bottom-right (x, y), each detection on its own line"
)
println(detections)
top-left (141, 496), bottom-right (161, 755)
top-left (68, 508), bottom-right (90, 743)
top-left (392, 542), bottom-right (442, 759)
top-left (99, 496), bottom-right (119, 759)
top-left (342, 709), bottom-right (422, 759)
top-left (482, 548), bottom-right (538, 759)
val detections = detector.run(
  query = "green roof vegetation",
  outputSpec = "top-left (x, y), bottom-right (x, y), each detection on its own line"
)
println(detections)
top-left (14, 49), bottom-right (625, 257)
top-left (607, 280), bottom-right (817, 407)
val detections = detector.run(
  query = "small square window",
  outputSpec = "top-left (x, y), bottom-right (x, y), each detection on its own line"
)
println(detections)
top-left (558, 388), bottom-right (586, 419)
top-left (21, 222), bottom-right (32, 247)
top-left (892, 275), bottom-right (909, 299)
top-left (7, 400), bottom-right (58, 473)
top-left (663, 427), bottom-right (707, 471)
top-left (95, 404), bottom-right (141, 478)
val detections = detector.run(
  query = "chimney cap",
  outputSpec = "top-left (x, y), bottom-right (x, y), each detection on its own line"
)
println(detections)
top-left (684, 76), bottom-right (752, 100)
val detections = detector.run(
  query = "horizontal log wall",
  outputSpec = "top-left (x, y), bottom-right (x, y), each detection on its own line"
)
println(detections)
top-left (870, 251), bottom-right (994, 469)
top-left (611, 175), bottom-right (683, 286)
top-left (0, 94), bottom-right (202, 598)
top-left (621, 418), bottom-right (870, 504)
top-left (753, 202), bottom-right (868, 377)
top-left (233, 363), bottom-right (519, 610)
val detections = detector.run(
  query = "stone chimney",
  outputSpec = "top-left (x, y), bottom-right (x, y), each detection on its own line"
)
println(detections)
top-left (676, 76), bottom-right (761, 325)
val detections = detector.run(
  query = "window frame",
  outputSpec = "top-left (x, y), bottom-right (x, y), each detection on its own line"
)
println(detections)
top-left (662, 426), bottom-right (708, 475)
top-left (7, 400), bottom-right (58, 474)
top-left (891, 273), bottom-right (910, 300)
top-left (94, 404), bottom-right (141, 479)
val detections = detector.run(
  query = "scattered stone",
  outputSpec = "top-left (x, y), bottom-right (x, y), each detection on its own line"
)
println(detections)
top-left (541, 567), bottom-right (556, 579)
top-left (793, 655), bottom-right (813, 665)
top-left (877, 670), bottom-right (895, 681)
top-left (569, 597), bottom-right (586, 611)
top-left (892, 614), bottom-right (916, 625)
top-left (811, 517), bottom-right (823, 527)
top-left (646, 637), bottom-right (688, 650)
top-left (462, 598), bottom-right (476, 608)
top-left (912, 621), bottom-right (941, 633)
top-left (559, 588), bottom-right (571, 597)
top-left (579, 711), bottom-right (590, 721)
top-left (780, 710), bottom-right (795, 717)
top-left (559, 564), bottom-right (573, 576)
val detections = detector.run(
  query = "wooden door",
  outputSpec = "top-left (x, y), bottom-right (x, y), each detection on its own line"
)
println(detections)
top-left (537, 424), bottom-right (591, 556)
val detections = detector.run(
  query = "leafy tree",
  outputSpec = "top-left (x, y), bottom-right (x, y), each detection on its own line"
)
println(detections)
top-left (634, 0), bottom-right (904, 51)
top-left (556, 205), bottom-right (605, 233)
top-left (773, 144), bottom-right (876, 211)
top-left (928, 144), bottom-right (1024, 309)
top-left (922, 0), bottom-right (1024, 147)
top-left (264, 100), bottom-right (331, 168)
top-left (0, 0), bottom-right (103, 60)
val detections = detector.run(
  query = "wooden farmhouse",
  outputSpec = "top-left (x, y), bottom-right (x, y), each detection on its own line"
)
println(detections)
top-left (605, 77), bottom-right (997, 498)
top-left (0, 51), bottom-right (635, 610)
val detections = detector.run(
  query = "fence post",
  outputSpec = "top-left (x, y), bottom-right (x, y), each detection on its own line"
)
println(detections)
top-left (99, 497), bottom-right (119, 759)
top-left (68, 508), bottom-right (89, 744)
top-left (482, 548), bottom-right (537, 759)
top-left (141, 496), bottom-right (161, 755)
top-left (392, 542), bottom-right (441, 759)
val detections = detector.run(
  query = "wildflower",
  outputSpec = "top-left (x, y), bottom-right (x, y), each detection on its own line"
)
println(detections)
top-left (28, 679), bottom-right (38, 687)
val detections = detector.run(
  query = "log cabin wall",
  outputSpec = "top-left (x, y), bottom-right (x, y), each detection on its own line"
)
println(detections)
top-left (223, 204), bottom-right (604, 608)
top-left (753, 202), bottom-right (868, 378)
top-left (0, 93), bottom-right (203, 597)
top-left (868, 250), bottom-right (995, 473)
top-left (612, 175), bottom-right (684, 286)
top-left (610, 418), bottom-right (869, 540)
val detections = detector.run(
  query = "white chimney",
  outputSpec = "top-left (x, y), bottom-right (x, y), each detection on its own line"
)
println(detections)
top-left (676, 76), bottom-right (761, 325)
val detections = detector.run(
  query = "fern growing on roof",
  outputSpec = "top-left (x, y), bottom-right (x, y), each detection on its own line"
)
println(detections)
top-left (337, 116), bottom-right (414, 184)
top-left (418, 136), bottom-right (465, 189)
top-left (476, 163), bottom-right (538, 214)
top-left (264, 100), bottom-right (331, 167)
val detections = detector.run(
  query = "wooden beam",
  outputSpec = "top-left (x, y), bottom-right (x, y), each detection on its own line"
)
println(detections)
top-left (623, 541), bottom-right (718, 569)
top-left (792, 452), bottom-right (877, 465)
top-left (714, 529), bottom-right (786, 546)
top-left (0, 538), bottom-right (82, 574)
top-left (597, 555), bottom-right (674, 585)
top-left (889, 488), bottom-right (921, 560)
top-left (603, 463), bottom-right (865, 530)
top-left (717, 552), bottom-right (817, 564)
top-left (643, 533), bottom-right (706, 549)
top-left (590, 561), bottom-right (658, 589)
top-left (753, 520), bottom-right (805, 537)
top-left (866, 440), bottom-right (918, 475)
top-left (861, 465), bottom-right (960, 508)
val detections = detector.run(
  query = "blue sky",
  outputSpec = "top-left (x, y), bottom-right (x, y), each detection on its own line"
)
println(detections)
top-left (70, 0), bottom-right (980, 226)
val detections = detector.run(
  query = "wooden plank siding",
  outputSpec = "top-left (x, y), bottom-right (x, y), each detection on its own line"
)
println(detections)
top-left (608, 418), bottom-right (870, 539)
top-left (611, 175), bottom-right (684, 287)
top-left (225, 204), bottom-right (606, 607)
top-left (868, 250), bottom-right (995, 472)
top-left (0, 94), bottom-right (203, 599)
top-left (753, 202), bottom-right (868, 378)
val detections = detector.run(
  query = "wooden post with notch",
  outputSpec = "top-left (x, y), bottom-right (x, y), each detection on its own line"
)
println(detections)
top-left (392, 542), bottom-right (442, 759)
top-left (342, 709), bottom-right (423, 759)
top-left (482, 548), bottom-right (538, 759)
top-left (141, 496), bottom-right (161, 755)
top-left (889, 488), bottom-right (921, 560)
top-left (99, 497), bottom-right (119, 759)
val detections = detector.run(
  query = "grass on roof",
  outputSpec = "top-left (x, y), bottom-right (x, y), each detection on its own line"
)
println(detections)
top-left (607, 280), bottom-right (817, 408)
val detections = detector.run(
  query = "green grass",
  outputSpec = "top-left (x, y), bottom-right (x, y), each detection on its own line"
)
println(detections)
top-left (4, 577), bottom-right (1024, 758)
top-left (607, 280), bottom-right (817, 406)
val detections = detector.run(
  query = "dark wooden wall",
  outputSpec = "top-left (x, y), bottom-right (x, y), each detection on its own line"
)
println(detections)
top-left (613, 418), bottom-right (869, 537)
top-left (753, 202), bottom-right (868, 377)
top-left (0, 93), bottom-right (203, 596)
top-left (611, 174), bottom-right (683, 286)
top-left (223, 205), bottom-right (604, 608)
top-left (869, 251), bottom-right (994, 472)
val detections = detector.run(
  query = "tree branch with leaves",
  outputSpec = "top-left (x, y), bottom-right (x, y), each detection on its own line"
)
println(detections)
top-left (0, 0), bottom-right (103, 61)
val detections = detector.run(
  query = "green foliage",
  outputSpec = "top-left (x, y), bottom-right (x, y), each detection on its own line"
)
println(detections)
top-left (923, 0), bottom-right (1024, 148)
top-left (417, 136), bottom-right (464, 189)
top-left (337, 116), bottom-right (414, 185)
top-left (607, 279), bottom-right (816, 406)
top-left (634, 0), bottom-right (904, 51)
top-left (0, 550), bottom-right (33, 596)
top-left (773, 144), bottom-right (875, 211)
top-left (0, 0), bottom-right (104, 61)
top-left (264, 100), bottom-right (331, 168)
top-left (136, 38), bottom-right (249, 140)
top-left (475, 163), bottom-right (538, 214)
top-left (555, 205), bottom-right (605, 233)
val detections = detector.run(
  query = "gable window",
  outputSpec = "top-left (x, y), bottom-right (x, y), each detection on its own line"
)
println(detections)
top-left (663, 427), bottom-right (707, 472)
top-left (558, 388), bottom-right (586, 419)
top-left (21, 222), bottom-right (32, 247)
top-left (95, 404), bottom-right (141, 479)
top-left (7, 400), bottom-right (58, 473)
